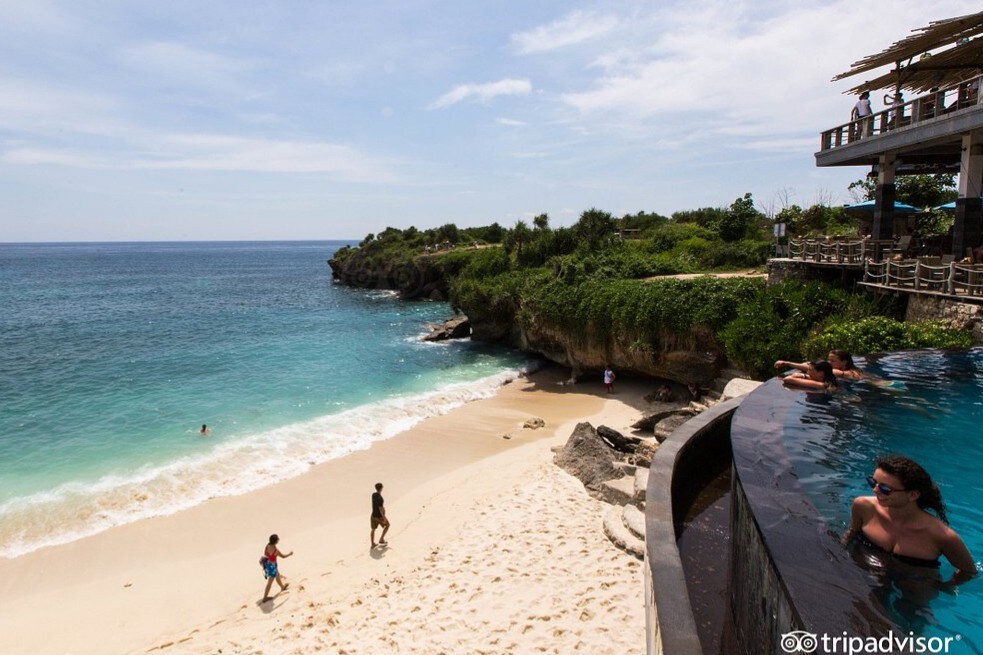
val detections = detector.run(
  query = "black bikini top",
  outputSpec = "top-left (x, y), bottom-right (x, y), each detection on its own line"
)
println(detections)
top-left (857, 529), bottom-right (941, 568)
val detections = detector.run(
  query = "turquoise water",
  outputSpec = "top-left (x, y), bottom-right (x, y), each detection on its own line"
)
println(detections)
top-left (0, 242), bottom-right (530, 558)
top-left (782, 349), bottom-right (983, 646)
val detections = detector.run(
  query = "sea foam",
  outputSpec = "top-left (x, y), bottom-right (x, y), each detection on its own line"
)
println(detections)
top-left (0, 367), bottom-right (527, 559)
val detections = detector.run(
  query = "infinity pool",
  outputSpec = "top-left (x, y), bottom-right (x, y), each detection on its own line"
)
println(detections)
top-left (781, 349), bottom-right (983, 648)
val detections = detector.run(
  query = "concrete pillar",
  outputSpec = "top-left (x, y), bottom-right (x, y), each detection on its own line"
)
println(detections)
top-left (872, 154), bottom-right (896, 240)
top-left (954, 132), bottom-right (983, 258)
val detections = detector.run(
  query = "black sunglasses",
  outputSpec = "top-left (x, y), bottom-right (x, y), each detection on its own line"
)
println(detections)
top-left (866, 475), bottom-right (906, 495)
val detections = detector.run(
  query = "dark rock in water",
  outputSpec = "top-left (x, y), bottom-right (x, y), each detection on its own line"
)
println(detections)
top-left (423, 316), bottom-right (471, 342)
top-left (554, 422), bottom-right (623, 491)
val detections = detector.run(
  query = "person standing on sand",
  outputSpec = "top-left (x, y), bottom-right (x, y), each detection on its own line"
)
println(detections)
top-left (371, 482), bottom-right (390, 548)
top-left (603, 366), bottom-right (616, 393)
top-left (261, 534), bottom-right (293, 602)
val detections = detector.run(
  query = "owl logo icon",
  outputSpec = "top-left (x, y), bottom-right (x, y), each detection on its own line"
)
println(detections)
top-left (780, 631), bottom-right (819, 653)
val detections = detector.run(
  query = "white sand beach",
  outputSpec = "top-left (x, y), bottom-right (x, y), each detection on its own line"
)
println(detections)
top-left (0, 366), bottom-right (651, 655)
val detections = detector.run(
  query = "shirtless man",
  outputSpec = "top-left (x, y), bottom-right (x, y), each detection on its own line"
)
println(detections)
top-left (371, 482), bottom-right (390, 548)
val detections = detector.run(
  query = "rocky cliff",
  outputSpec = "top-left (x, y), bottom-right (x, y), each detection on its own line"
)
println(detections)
top-left (463, 299), bottom-right (727, 385)
top-left (330, 251), bottom-right (733, 385)
top-left (328, 250), bottom-right (451, 301)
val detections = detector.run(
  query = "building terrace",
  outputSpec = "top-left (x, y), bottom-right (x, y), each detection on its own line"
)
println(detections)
top-left (815, 11), bottom-right (983, 259)
top-left (775, 12), bottom-right (983, 306)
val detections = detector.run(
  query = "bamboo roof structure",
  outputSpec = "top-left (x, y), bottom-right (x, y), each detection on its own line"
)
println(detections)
top-left (833, 11), bottom-right (983, 95)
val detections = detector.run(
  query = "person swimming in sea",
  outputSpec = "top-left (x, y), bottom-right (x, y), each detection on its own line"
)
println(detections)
top-left (200, 424), bottom-right (211, 436)
top-left (843, 455), bottom-right (976, 581)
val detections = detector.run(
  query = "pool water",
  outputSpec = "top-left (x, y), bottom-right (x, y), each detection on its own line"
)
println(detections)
top-left (781, 348), bottom-right (983, 647)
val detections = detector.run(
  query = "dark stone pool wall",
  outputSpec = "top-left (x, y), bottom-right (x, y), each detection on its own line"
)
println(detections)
top-left (645, 396), bottom-right (743, 655)
top-left (729, 380), bottom-right (896, 654)
top-left (646, 381), bottom-right (899, 655)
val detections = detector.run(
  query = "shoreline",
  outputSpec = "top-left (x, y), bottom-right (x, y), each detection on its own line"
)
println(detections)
top-left (0, 365), bottom-right (651, 655)
top-left (0, 365), bottom-right (532, 560)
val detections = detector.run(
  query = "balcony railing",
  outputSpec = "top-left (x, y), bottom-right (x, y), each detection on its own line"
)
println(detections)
top-left (864, 259), bottom-right (983, 295)
top-left (784, 238), bottom-right (983, 299)
top-left (820, 74), bottom-right (983, 151)
top-left (788, 237), bottom-right (906, 263)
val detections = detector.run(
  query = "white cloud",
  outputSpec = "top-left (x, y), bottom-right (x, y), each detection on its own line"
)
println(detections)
top-left (511, 10), bottom-right (618, 54)
top-left (556, 1), bottom-right (982, 143)
top-left (0, 77), bottom-right (115, 132)
top-left (429, 79), bottom-right (532, 109)
top-left (496, 117), bottom-right (526, 126)
top-left (2, 133), bottom-right (403, 183)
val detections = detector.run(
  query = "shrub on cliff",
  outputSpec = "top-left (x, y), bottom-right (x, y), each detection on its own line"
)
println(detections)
top-left (454, 273), bottom-right (762, 348)
top-left (801, 316), bottom-right (973, 357)
top-left (720, 280), bottom-right (880, 380)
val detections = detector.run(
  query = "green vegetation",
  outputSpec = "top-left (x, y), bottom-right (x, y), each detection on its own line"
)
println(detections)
top-left (331, 190), bottom-right (974, 380)
top-left (802, 316), bottom-right (974, 358)
top-left (720, 281), bottom-right (883, 380)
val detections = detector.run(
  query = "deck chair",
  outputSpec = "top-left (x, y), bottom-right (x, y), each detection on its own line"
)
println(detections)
top-left (894, 235), bottom-right (912, 258)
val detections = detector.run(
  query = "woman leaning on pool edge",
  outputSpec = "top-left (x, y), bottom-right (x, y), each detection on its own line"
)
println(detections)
top-left (780, 359), bottom-right (839, 392)
top-left (775, 349), bottom-right (863, 381)
top-left (843, 455), bottom-right (977, 582)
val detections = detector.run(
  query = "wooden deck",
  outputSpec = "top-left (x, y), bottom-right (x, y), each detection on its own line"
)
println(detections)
top-left (778, 238), bottom-right (983, 305)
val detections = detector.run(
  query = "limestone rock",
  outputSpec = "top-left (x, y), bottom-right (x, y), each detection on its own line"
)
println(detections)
top-left (553, 422), bottom-right (623, 492)
top-left (631, 407), bottom-right (697, 432)
top-left (596, 425), bottom-right (641, 452)
top-left (654, 412), bottom-right (696, 443)
top-left (523, 417), bottom-right (546, 429)
top-left (633, 438), bottom-right (660, 468)
top-left (423, 316), bottom-right (471, 342)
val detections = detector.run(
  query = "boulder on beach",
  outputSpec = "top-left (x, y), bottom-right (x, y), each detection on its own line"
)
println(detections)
top-left (553, 422), bottom-right (623, 492)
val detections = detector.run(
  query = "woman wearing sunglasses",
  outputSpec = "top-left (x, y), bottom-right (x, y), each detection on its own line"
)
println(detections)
top-left (843, 455), bottom-right (976, 580)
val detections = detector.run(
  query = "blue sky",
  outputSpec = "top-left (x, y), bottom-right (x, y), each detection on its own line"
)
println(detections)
top-left (0, 0), bottom-right (976, 241)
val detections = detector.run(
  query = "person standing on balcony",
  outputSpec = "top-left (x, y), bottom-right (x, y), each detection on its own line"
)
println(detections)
top-left (851, 91), bottom-right (872, 139)
top-left (884, 91), bottom-right (904, 127)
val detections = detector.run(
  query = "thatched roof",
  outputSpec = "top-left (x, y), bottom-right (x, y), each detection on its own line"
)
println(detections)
top-left (833, 11), bottom-right (983, 95)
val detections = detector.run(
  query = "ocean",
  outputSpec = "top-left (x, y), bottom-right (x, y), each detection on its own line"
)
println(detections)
top-left (0, 241), bottom-right (530, 558)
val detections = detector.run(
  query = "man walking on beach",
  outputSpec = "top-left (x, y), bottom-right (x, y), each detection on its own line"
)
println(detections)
top-left (371, 482), bottom-right (390, 548)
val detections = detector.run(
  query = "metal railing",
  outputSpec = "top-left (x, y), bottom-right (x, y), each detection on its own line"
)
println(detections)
top-left (821, 74), bottom-right (983, 151)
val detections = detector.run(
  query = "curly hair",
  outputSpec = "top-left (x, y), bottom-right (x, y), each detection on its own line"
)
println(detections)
top-left (876, 455), bottom-right (948, 524)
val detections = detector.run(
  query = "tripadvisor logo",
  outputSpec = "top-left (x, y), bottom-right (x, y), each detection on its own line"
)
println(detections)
top-left (780, 630), bottom-right (961, 654)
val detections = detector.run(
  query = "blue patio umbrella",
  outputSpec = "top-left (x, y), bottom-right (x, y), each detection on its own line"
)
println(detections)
top-left (842, 200), bottom-right (919, 216)
top-left (934, 201), bottom-right (956, 211)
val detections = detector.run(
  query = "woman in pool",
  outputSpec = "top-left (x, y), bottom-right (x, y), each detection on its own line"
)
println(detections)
top-left (826, 349), bottom-right (864, 381)
top-left (781, 359), bottom-right (838, 392)
top-left (775, 349), bottom-right (863, 381)
top-left (843, 455), bottom-right (976, 580)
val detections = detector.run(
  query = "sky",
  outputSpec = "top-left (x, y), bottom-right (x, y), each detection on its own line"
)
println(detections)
top-left (0, 0), bottom-right (978, 242)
